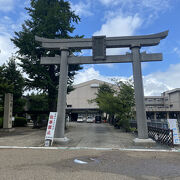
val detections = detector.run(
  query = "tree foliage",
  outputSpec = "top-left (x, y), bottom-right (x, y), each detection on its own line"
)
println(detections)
top-left (114, 80), bottom-right (135, 130)
top-left (92, 80), bottom-right (135, 131)
top-left (92, 83), bottom-right (115, 115)
top-left (0, 64), bottom-right (13, 116)
top-left (11, 0), bottom-right (83, 111)
top-left (0, 66), bottom-right (13, 95)
top-left (2, 57), bottom-right (25, 115)
top-left (27, 93), bottom-right (49, 112)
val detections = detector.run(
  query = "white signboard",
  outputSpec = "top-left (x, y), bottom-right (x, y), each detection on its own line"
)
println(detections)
top-left (167, 119), bottom-right (180, 144)
top-left (45, 112), bottom-right (58, 144)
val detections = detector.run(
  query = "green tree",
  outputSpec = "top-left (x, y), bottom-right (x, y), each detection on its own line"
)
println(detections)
top-left (27, 93), bottom-right (49, 126)
top-left (114, 80), bottom-right (135, 131)
top-left (91, 81), bottom-right (135, 131)
top-left (12, 0), bottom-right (82, 112)
top-left (3, 57), bottom-right (25, 115)
top-left (28, 93), bottom-right (48, 112)
top-left (92, 83), bottom-right (115, 115)
top-left (0, 66), bottom-right (13, 95)
top-left (0, 65), bottom-right (13, 116)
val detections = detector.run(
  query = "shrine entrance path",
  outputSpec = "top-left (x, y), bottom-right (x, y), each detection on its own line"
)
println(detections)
top-left (0, 122), bottom-right (170, 149)
top-left (57, 122), bottom-right (170, 150)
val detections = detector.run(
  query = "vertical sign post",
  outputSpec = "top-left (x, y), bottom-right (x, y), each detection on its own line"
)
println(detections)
top-left (45, 112), bottom-right (58, 147)
top-left (167, 119), bottom-right (180, 145)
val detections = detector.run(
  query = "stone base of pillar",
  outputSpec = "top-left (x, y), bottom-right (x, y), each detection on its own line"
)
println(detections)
top-left (54, 137), bottom-right (70, 145)
top-left (133, 138), bottom-right (156, 147)
top-left (0, 128), bottom-right (15, 132)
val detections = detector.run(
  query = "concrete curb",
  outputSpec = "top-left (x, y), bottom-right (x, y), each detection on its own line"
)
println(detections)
top-left (0, 146), bottom-right (180, 152)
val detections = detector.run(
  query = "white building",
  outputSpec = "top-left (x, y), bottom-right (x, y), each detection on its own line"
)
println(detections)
top-left (67, 79), bottom-right (180, 122)
top-left (67, 79), bottom-right (112, 121)
top-left (145, 89), bottom-right (180, 121)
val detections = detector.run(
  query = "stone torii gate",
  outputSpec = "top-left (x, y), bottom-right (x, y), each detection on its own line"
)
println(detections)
top-left (35, 30), bottom-right (168, 144)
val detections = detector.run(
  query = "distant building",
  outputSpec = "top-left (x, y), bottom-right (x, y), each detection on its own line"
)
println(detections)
top-left (67, 79), bottom-right (180, 122)
top-left (145, 89), bottom-right (180, 121)
top-left (67, 79), bottom-right (112, 121)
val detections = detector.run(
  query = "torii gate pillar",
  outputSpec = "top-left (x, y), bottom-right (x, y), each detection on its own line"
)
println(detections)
top-left (54, 48), bottom-right (69, 143)
top-left (131, 46), bottom-right (148, 139)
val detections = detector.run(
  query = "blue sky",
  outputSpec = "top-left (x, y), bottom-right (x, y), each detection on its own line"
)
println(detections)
top-left (0, 0), bottom-right (180, 95)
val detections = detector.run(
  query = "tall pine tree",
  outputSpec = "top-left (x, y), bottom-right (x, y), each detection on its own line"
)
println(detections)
top-left (12, 0), bottom-right (82, 111)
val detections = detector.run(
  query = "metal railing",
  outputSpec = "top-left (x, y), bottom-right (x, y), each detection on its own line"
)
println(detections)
top-left (148, 126), bottom-right (174, 147)
top-left (130, 121), bottom-right (174, 147)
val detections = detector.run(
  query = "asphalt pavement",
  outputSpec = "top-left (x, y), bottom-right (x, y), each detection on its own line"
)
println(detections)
top-left (0, 122), bottom-right (180, 179)
top-left (61, 122), bottom-right (169, 149)
top-left (0, 148), bottom-right (180, 180)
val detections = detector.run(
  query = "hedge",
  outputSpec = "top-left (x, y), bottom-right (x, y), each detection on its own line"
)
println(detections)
top-left (14, 117), bottom-right (27, 127)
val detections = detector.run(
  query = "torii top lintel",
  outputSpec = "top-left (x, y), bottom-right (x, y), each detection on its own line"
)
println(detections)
top-left (35, 30), bottom-right (168, 50)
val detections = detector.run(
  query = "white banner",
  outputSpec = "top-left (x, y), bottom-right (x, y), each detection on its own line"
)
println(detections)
top-left (45, 112), bottom-right (58, 142)
top-left (167, 119), bottom-right (180, 144)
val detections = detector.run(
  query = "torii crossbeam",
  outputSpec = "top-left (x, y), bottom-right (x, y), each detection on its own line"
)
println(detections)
top-left (35, 30), bottom-right (168, 144)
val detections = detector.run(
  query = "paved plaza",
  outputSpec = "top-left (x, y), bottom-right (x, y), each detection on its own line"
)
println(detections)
top-left (0, 123), bottom-right (170, 149)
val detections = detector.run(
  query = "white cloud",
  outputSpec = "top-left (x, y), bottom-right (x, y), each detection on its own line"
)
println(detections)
top-left (98, 0), bottom-right (171, 25)
top-left (74, 67), bottom-right (130, 85)
top-left (98, 0), bottom-right (120, 6)
top-left (74, 63), bottom-right (180, 96)
top-left (0, 0), bottom-right (14, 12)
top-left (70, 1), bottom-right (93, 17)
top-left (143, 63), bottom-right (180, 95)
top-left (139, 0), bottom-right (170, 12)
top-left (98, 0), bottom-right (170, 11)
top-left (94, 14), bottom-right (142, 37)
top-left (94, 14), bottom-right (142, 55)
top-left (0, 34), bottom-right (16, 65)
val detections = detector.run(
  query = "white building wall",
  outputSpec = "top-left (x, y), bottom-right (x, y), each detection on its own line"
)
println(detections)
top-left (169, 92), bottom-right (180, 110)
top-left (67, 79), bottom-right (110, 109)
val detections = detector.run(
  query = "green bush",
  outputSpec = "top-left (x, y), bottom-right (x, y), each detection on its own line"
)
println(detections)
top-left (129, 127), bottom-right (137, 133)
top-left (0, 117), bottom-right (3, 128)
top-left (116, 116), bottom-right (131, 132)
top-left (14, 117), bottom-right (27, 127)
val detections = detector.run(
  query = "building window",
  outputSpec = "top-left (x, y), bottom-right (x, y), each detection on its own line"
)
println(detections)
top-left (146, 106), bottom-right (153, 108)
top-left (90, 84), bottom-right (99, 88)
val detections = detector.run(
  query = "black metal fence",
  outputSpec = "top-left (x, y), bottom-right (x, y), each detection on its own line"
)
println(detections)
top-left (130, 121), bottom-right (174, 147)
top-left (148, 126), bottom-right (174, 147)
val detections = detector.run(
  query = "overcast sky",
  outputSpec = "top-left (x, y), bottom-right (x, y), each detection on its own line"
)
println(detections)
top-left (0, 0), bottom-right (180, 95)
